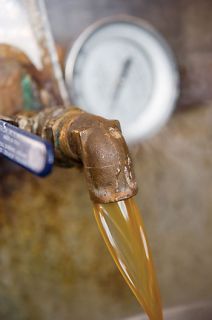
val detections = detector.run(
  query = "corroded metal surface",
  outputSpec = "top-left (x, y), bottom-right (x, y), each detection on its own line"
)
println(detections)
top-left (0, 40), bottom-right (138, 203)
top-left (12, 107), bottom-right (138, 203)
top-left (0, 59), bottom-right (24, 116)
top-left (0, 44), bottom-right (62, 114)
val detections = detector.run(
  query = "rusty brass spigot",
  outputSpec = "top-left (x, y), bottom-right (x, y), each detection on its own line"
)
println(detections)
top-left (0, 43), bottom-right (137, 203)
top-left (13, 107), bottom-right (138, 203)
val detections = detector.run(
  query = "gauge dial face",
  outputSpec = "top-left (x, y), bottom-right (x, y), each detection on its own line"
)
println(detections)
top-left (66, 16), bottom-right (179, 143)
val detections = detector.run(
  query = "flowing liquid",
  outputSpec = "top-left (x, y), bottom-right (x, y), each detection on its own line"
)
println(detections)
top-left (93, 197), bottom-right (163, 320)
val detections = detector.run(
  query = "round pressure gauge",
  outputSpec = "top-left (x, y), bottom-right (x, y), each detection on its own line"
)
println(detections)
top-left (65, 16), bottom-right (179, 143)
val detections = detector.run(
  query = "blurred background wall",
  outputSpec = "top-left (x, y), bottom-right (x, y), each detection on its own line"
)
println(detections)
top-left (0, 0), bottom-right (212, 319)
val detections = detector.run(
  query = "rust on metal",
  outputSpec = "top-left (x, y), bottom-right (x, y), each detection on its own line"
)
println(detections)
top-left (12, 107), bottom-right (138, 203)
top-left (0, 43), bottom-right (137, 203)
top-left (0, 44), bottom-right (64, 112)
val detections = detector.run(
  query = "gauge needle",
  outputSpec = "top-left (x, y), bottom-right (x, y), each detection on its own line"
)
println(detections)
top-left (111, 57), bottom-right (133, 109)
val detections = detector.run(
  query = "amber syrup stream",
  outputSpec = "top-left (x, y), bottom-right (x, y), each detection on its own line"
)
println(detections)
top-left (93, 197), bottom-right (163, 320)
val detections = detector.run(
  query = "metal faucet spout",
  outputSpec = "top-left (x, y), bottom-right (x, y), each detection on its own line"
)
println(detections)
top-left (13, 107), bottom-right (138, 203)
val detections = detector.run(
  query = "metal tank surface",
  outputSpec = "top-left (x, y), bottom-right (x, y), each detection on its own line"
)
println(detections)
top-left (0, 1), bottom-right (212, 320)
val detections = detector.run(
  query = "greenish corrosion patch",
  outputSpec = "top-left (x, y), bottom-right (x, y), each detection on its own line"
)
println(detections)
top-left (21, 75), bottom-right (42, 112)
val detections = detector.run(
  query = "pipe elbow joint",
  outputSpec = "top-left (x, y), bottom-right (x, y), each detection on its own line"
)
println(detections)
top-left (64, 111), bottom-right (138, 203)
top-left (14, 107), bottom-right (138, 203)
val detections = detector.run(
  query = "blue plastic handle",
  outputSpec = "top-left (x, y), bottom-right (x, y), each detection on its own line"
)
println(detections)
top-left (0, 120), bottom-right (54, 177)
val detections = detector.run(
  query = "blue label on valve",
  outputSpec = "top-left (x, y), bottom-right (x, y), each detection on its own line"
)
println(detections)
top-left (0, 120), bottom-right (54, 177)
